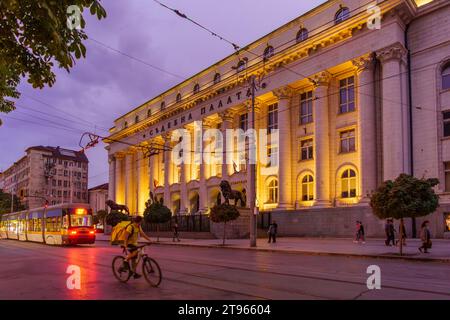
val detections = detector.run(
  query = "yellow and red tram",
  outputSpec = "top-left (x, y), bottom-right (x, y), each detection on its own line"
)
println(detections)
top-left (0, 203), bottom-right (95, 245)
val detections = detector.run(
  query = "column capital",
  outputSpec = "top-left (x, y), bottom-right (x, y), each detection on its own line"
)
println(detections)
top-left (308, 71), bottom-right (332, 88)
top-left (273, 86), bottom-right (294, 100)
top-left (114, 152), bottom-right (126, 159)
top-left (376, 42), bottom-right (407, 64)
top-left (218, 109), bottom-right (235, 122)
top-left (161, 131), bottom-right (172, 142)
top-left (202, 117), bottom-right (215, 129)
top-left (244, 99), bottom-right (263, 113)
top-left (352, 53), bottom-right (375, 74)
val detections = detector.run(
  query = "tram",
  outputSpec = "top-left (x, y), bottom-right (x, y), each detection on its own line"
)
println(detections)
top-left (0, 203), bottom-right (95, 245)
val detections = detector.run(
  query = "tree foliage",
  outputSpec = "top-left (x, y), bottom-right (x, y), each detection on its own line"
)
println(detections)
top-left (370, 174), bottom-right (439, 220)
top-left (0, 0), bottom-right (107, 121)
top-left (143, 201), bottom-right (172, 225)
top-left (105, 210), bottom-right (129, 227)
top-left (210, 204), bottom-right (240, 245)
top-left (0, 189), bottom-right (26, 214)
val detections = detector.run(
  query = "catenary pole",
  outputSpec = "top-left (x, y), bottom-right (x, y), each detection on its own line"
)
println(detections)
top-left (249, 75), bottom-right (257, 247)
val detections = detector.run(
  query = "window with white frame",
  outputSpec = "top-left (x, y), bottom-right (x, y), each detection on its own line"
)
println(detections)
top-left (176, 93), bottom-right (182, 103)
top-left (443, 111), bottom-right (450, 137)
top-left (268, 103), bottom-right (278, 133)
top-left (300, 91), bottom-right (313, 124)
top-left (442, 64), bottom-right (450, 90)
top-left (239, 113), bottom-right (248, 131)
top-left (339, 76), bottom-right (355, 114)
top-left (300, 139), bottom-right (313, 161)
top-left (339, 129), bottom-right (356, 153)
top-left (341, 169), bottom-right (357, 198)
top-left (301, 175), bottom-right (314, 201)
top-left (296, 28), bottom-right (308, 43)
top-left (445, 162), bottom-right (450, 192)
top-left (268, 179), bottom-right (279, 203)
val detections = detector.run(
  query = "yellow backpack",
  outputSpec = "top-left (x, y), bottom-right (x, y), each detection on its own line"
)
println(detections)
top-left (110, 221), bottom-right (135, 245)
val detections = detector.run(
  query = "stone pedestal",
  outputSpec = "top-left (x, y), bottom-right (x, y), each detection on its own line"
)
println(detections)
top-left (210, 208), bottom-right (251, 239)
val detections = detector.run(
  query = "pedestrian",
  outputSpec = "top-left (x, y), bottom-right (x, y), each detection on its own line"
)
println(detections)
top-left (384, 219), bottom-right (395, 246)
top-left (353, 221), bottom-right (361, 243)
top-left (419, 220), bottom-right (431, 253)
top-left (268, 220), bottom-right (278, 243)
top-left (358, 221), bottom-right (366, 244)
top-left (172, 222), bottom-right (181, 242)
top-left (396, 223), bottom-right (407, 246)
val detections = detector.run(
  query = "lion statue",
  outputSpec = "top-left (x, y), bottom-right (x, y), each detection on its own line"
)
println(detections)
top-left (105, 200), bottom-right (130, 215)
top-left (219, 180), bottom-right (246, 207)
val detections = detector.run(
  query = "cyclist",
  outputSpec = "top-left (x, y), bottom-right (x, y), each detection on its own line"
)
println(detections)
top-left (120, 216), bottom-right (151, 279)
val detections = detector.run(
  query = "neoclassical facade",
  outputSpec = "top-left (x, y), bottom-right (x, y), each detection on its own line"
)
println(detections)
top-left (106, 0), bottom-right (450, 237)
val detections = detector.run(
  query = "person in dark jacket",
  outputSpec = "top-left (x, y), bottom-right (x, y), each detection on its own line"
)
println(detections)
top-left (268, 221), bottom-right (278, 243)
top-left (172, 222), bottom-right (181, 242)
top-left (385, 219), bottom-right (395, 246)
top-left (419, 220), bottom-right (431, 253)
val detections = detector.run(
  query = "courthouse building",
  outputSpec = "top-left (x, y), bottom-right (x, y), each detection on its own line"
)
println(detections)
top-left (106, 0), bottom-right (450, 237)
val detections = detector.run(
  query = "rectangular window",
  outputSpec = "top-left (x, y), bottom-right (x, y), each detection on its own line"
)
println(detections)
top-left (445, 162), bottom-right (450, 192)
top-left (339, 76), bottom-right (355, 114)
top-left (63, 181), bottom-right (68, 188)
top-left (443, 111), bottom-right (450, 137)
top-left (267, 145), bottom-right (278, 167)
top-left (300, 139), bottom-right (314, 160)
top-left (52, 179), bottom-right (56, 187)
top-left (268, 103), bottom-right (278, 133)
top-left (239, 113), bottom-right (248, 131)
top-left (58, 180), bottom-right (62, 187)
top-left (340, 129), bottom-right (356, 153)
top-left (64, 170), bottom-right (68, 177)
top-left (300, 91), bottom-right (313, 124)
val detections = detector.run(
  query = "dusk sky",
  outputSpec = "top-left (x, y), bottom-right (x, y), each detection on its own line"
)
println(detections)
top-left (0, 0), bottom-right (326, 188)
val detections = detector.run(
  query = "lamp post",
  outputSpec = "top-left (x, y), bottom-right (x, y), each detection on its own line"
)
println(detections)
top-left (249, 75), bottom-right (257, 248)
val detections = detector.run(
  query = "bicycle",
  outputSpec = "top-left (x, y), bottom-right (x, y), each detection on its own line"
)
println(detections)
top-left (112, 243), bottom-right (162, 287)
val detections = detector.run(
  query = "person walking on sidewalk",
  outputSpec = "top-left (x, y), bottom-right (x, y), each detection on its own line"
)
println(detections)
top-left (268, 220), bottom-right (278, 243)
top-left (353, 221), bottom-right (361, 243)
top-left (385, 219), bottom-right (395, 246)
top-left (419, 220), bottom-right (431, 253)
top-left (172, 222), bottom-right (181, 242)
top-left (358, 221), bottom-right (365, 244)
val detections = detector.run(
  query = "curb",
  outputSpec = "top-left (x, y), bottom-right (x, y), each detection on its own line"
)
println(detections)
top-left (96, 238), bottom-right (450, 263)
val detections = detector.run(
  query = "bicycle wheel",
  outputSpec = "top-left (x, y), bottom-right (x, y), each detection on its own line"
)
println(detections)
top-left (112, 256), bottom-right (131, 283)
top-left (142, 257), bottom-right (162, 287)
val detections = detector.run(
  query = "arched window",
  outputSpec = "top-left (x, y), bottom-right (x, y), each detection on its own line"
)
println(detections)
top-left (268, 179), bottom-right (279, 203)
top-left (147, 109), bottom-right (152, 118)
top-left (296, 28), bottom-right (308, 43)
top-left (335, 7), bottom-right (350, 24)
top-left (160, 101), bottom-right (165, 110)
top-left (263, 46), bottom-right (274, 61)
top-left (176, 93), bottom-right (182, 103)
top-left (341, 169), bottom-right (357, 198)
top-left (134, 115), bottom-right (139, 124)
top-left (301, 175), bottom-right (314, 201)
top-left (123, 121), bottom-right (128, 129)
top-left (237, 60), bottom-right (246, 73)
top-left (214, 73), bottom-right (221, 84)
top-left (442, 63), bottom-right (450, 90)
top-left (193, 84), bottom-right (200, 94)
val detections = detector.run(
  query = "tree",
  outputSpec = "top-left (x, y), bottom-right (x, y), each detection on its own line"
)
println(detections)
top-left (105, 210), bottom-right (129, 227)
top-left (94, 209), bottom-right (107, 226)
top-left (0, 0), bottom-right (107, 123)
top-left (370, 174), bottom-right (439, 255)
top-left (0, 189), bottom-right (26, 214)
top-left (143, 200), bottom-right (172, 242)
top-left (209, 204), bottom-right (240, 245)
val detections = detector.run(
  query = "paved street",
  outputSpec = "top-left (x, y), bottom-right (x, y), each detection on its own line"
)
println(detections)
top-left (1, 239), bottom-right (450, 300)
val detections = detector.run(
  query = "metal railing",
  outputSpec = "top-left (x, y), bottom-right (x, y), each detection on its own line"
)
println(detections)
top-left (142, 214), bottom-right (210, 233)
top-left (257, 211), bottom-right (271, 229)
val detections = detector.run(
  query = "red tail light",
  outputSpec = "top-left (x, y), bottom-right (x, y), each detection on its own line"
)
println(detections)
top-left (70, 230), bottom-right (77, 235)
top-left (89, 231), bottom-right (94, 235)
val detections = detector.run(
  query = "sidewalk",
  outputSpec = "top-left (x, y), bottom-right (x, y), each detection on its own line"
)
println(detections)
top-left (96, 234), bottom-right (450, 262)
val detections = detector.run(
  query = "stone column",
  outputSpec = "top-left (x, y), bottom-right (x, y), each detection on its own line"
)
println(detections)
top-left (245, 100), bottom-right (261, 208)
top-left (136, 149), bottom-right (149, 215)
top-left (108, 155), bottom-right (116, 202)
top-left (162, 133), bottom-right (172, 208)
top-left (273, 86), bottom-right (294, 210)
top-left (125, 150), bottom-right (136, 214)
top-left (199, 119), bottom-right (212, 212)
top-left (219, 110), bottom-right (234, 180)
top-left (376, 42), bottom-right (408, 181)
top-left (311, 71), bottom-right (332, 206)
top-left (179, 127), bottom-right (190, 214)
top-left (353, 54), bottom-right (377, 201)
top-left (114, 153), bottom-right (125, 205)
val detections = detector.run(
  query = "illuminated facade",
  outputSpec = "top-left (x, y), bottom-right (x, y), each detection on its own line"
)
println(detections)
top-left (106, 0), bottom-right (450, 237)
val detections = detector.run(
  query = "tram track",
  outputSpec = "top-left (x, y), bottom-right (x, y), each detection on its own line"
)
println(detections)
top-left (2, 240), bottom-right (450, 299)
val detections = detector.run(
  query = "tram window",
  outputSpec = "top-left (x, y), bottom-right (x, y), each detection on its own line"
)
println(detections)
top-left (70, 215), bottom-right (92, 227)
top-left (46, 216), bottom-right (62, 232)
top-left (62, 216), bottom-right (69, 228)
